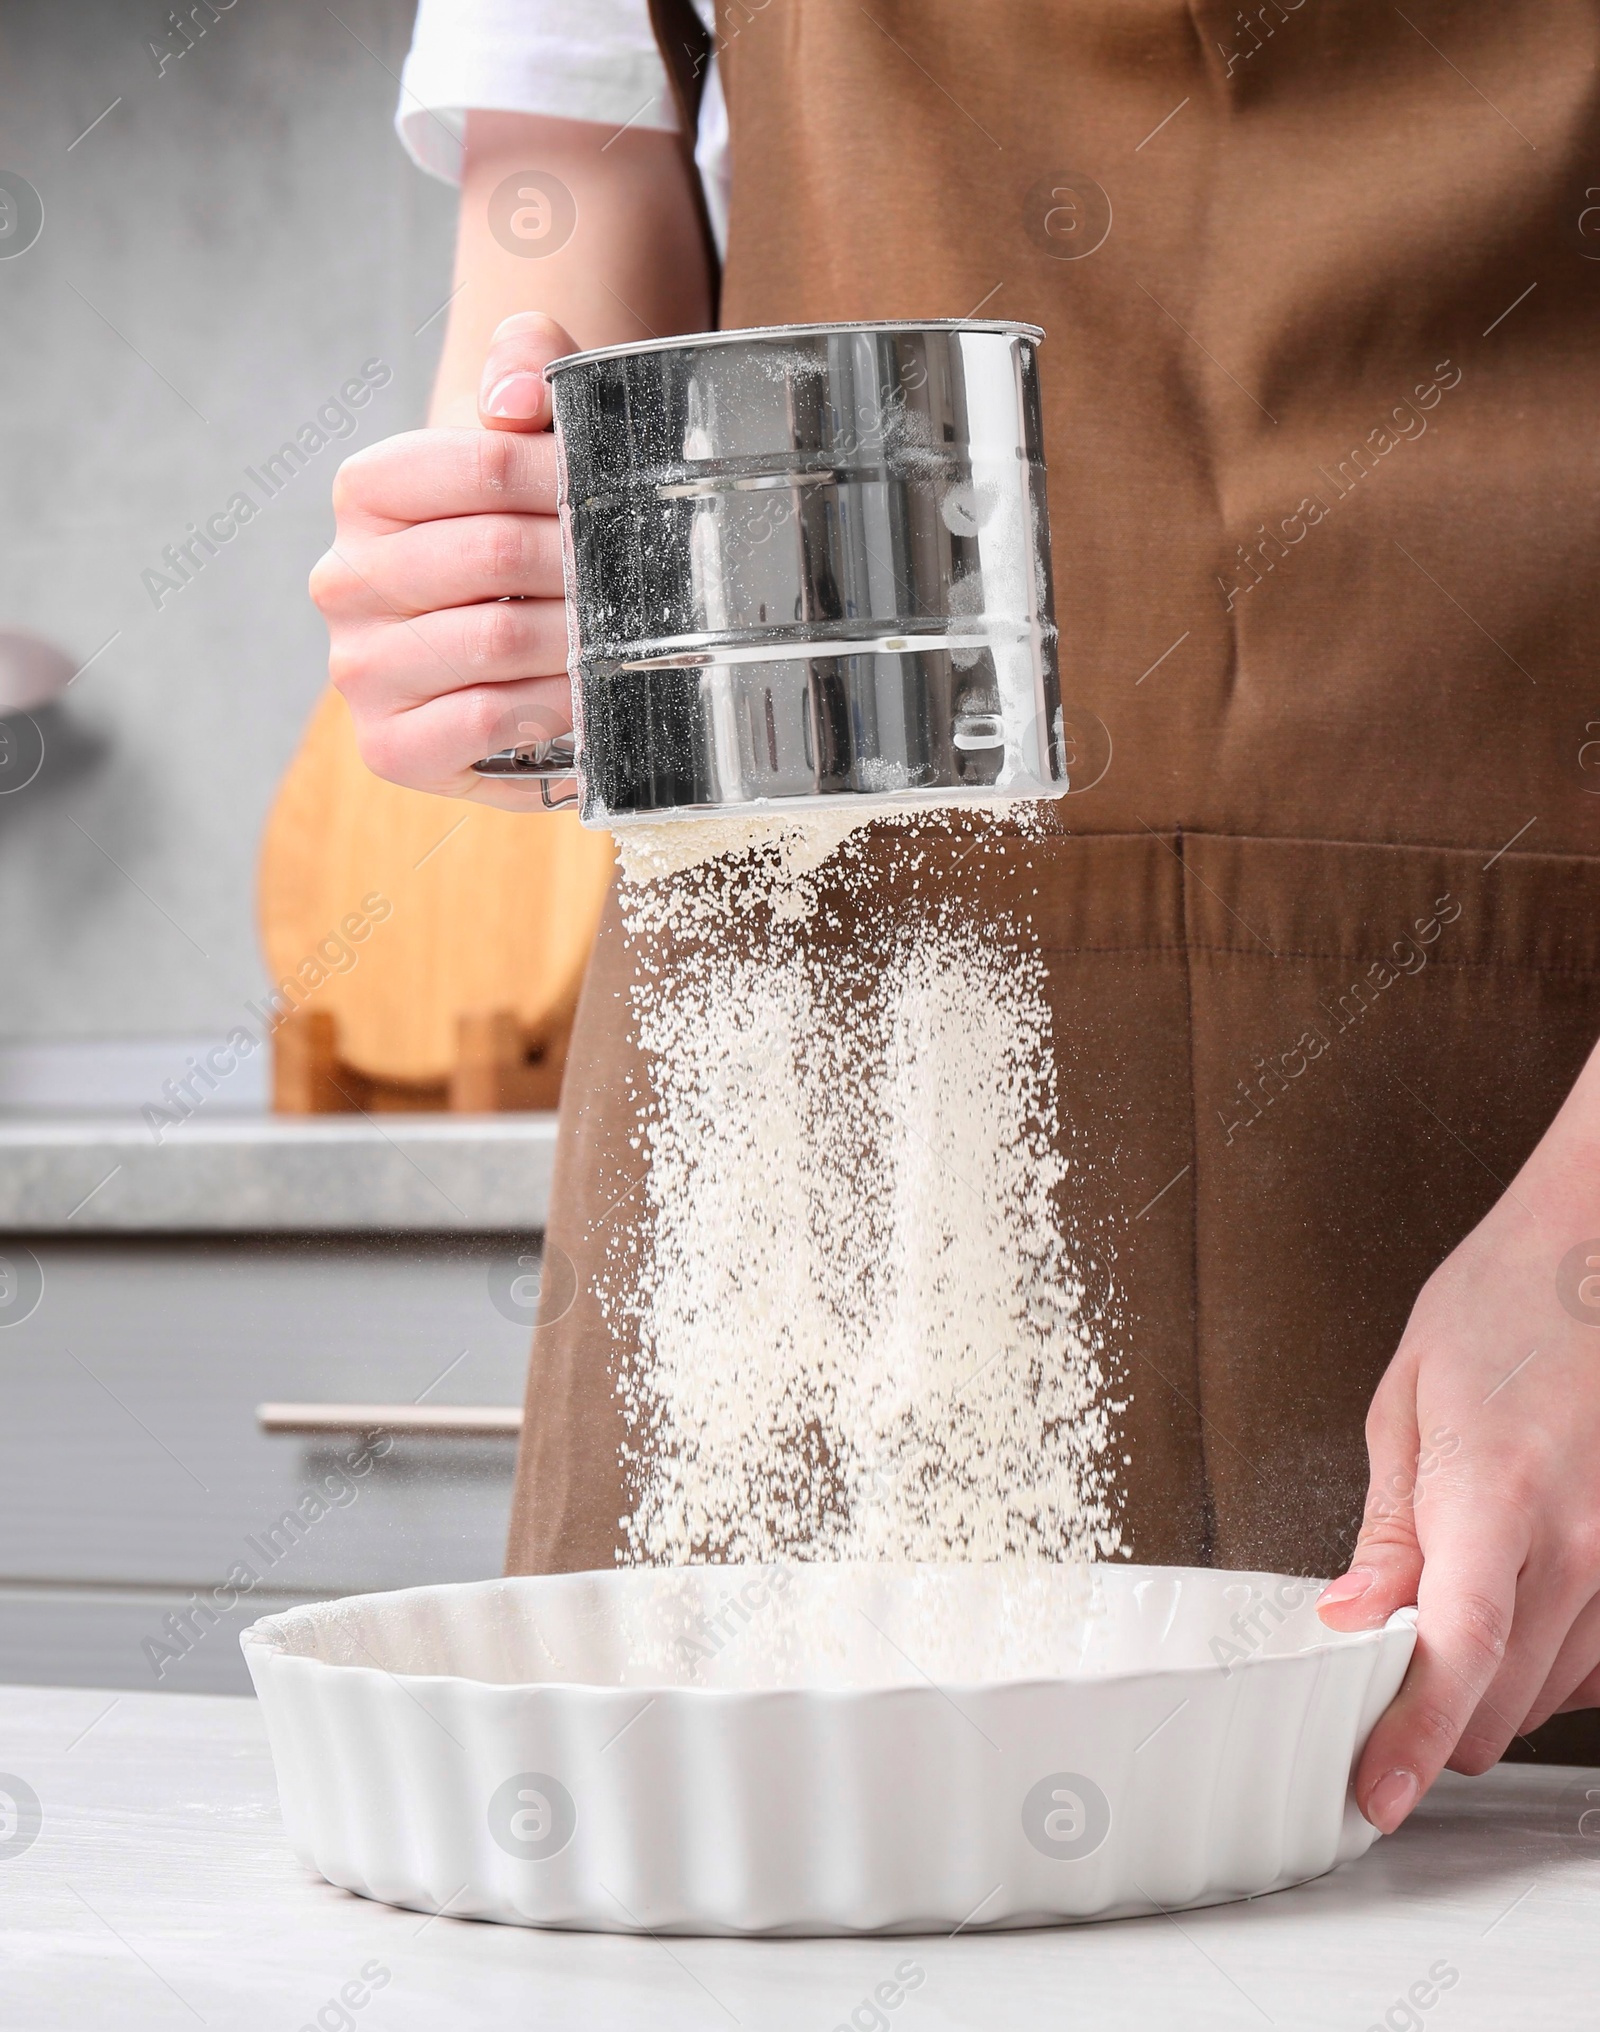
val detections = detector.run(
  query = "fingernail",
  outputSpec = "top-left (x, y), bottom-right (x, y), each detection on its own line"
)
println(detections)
top-left (1317, 1566), bottom-right (1376, 1608)
top-left (482, 371), bottom-right (544, 420)
top-left (1367, 1768), bottom-right (1418, 1834)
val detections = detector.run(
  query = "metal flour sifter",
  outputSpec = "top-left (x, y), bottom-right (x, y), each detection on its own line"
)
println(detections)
top-left (472, 319), bottom-right (1067, 823)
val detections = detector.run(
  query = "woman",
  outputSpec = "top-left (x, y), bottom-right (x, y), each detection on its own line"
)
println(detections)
top-left (311, 0), bottom-right (1600, 1834)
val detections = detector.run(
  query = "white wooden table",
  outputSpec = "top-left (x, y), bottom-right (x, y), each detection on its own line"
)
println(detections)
top-left (4, 1686), bottom-right (1598, 2030)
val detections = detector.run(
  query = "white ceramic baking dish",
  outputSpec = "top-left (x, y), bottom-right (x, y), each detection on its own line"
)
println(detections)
top-left (241, 1562), bottom-right (1415, 1936)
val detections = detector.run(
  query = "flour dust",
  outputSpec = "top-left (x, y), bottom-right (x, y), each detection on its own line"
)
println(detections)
top-left (601, 809), bottom-right (1123, 1569)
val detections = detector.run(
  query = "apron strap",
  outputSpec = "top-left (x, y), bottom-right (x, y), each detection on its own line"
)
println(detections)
top-left (646, 0), bottom-right (722, 310)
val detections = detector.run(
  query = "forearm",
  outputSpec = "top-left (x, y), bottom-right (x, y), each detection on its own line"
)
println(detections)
top-left (428, 111), bottom-right (712, 426)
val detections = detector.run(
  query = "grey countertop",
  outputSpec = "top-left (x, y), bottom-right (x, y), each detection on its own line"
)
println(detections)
top-left (5, 1684), bottom-right (1598, 2029)
top-left (0, 1112), bottom-right (557, 1232)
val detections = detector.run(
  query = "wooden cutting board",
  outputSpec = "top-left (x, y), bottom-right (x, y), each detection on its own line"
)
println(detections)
top-left (257, 686), bottom-right (614, 1086)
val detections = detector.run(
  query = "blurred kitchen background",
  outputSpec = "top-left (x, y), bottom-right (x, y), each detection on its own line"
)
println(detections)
top-left (0, 1), bottom-right (586, 1692)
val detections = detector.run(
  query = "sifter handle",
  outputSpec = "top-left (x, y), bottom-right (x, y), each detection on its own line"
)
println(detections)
top-left (470, 734), bottom-right (579, 810)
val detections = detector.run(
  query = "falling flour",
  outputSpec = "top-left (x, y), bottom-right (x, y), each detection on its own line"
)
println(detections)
top-left (601, 807), bottom-right (1124, 1570)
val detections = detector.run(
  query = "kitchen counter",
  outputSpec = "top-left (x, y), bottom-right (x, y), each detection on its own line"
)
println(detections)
top-left (5, 1686), bottom-right (1598, 2029)
top-left (0, 1112), bottom-right (556, 1232)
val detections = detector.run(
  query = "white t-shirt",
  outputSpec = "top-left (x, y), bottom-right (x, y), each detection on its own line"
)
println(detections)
top-left (397, 0), bottom-right (730, 254)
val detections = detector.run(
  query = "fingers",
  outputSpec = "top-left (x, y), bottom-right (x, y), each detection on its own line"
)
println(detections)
top-left (352, 672), bottom-right (573, 799)
top-left (313, 510), bottom-right (564, 622)
top-left (1557, 1661), bottom-right (1600, 1714)
top-left (1523, 1590), bottom-right (1600, 1731)
top-left (1447, 1574), bottom-right (1582, 1772)
top-left (477, 312), bottom-right (579, 432)
top-left (329, 598), bottom-right (568, 714)
top-left (1350, 1494), bottom-right (1526, 1833)
top-left (1318, 1353), bottom-right (1425, 1634)
top-left (328, 311), bottom-right (577, 531)
top-left (328, 427), bottom-right (559, 532)
top-left (312, 312), bottom-right (580, 810)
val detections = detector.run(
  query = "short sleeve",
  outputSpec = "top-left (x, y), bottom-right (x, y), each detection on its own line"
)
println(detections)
top-left (397, 0), bottom-right (679, 186)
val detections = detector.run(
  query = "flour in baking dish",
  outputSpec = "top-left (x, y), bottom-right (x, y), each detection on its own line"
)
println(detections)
top-left (602, 809), bottom-right (1123, 1567)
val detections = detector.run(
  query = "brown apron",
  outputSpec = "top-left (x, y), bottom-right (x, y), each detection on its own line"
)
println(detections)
top-left (509, 0), bottom-right (1600, 1753)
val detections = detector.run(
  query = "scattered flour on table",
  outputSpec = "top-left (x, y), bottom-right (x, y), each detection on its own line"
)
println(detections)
top-left (601, 806), bottom-right (1123, 1568)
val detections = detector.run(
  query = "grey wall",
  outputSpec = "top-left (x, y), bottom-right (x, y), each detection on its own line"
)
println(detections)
top-left (0, 0), bottom-right (454, 1045)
